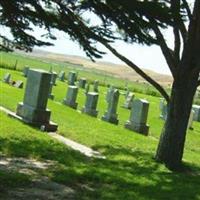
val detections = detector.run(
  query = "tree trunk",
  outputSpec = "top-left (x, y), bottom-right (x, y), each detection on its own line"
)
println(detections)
top-left (155, 73), bottom-right (198, 171)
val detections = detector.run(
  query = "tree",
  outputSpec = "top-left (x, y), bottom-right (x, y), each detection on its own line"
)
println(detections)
top-left (0, 0), bottom-right (199, 171)
top-left (81, 0), bottom-right (200, 171)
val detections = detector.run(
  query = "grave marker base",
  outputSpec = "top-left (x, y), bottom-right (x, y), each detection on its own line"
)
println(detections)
top-left (82, 107), bottom-right (98, 117)
top-left (63, 99), bottom-right (78, 109)
top-left (102, 114), bottom-right (119, 125)
top-left (125, 121), bottom-right (149, 136)
top-left (5, 107), bottom-right (57, 132)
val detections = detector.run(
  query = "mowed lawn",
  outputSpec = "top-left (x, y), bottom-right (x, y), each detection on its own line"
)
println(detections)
top-left (0, 68), bottom-right (200, 199)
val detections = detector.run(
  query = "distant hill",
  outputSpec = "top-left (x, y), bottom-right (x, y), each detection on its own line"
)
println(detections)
top-left (17, 49), bottom-right (173, 86)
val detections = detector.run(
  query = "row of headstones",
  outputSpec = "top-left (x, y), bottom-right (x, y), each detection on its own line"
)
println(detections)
top-left (57, 74), bottom-right (149, 135)
top-left (17, 68), bottom-right (150, 135)
top-left (159, 98), bottom-right (200, 130)
top-left (3, 73), bottom-right (23, 89)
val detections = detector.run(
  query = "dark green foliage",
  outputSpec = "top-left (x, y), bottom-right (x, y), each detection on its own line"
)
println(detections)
top-left (81, 0), bottom-right (174, 45)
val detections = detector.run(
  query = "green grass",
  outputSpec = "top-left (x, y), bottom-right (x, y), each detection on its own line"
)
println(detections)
top-left (0, 66), bottom-right (200, 199)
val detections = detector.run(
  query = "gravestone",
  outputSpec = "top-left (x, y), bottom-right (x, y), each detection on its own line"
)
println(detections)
top-left (102, 89), bottom-right (119, 124)
top-left (93, 80), bottom-right (99, 92)
top-left (123, 93), bottom-right (135, 109)
top-left (78, 78), bottom-right (87, 89)
top-left (16, 69), bottom-right (57, 131)
top-left (51, 72), bottom-right (57, 86)
top-left (159, 98), bottom-right (168, 120)
top-left (49, 66), bottom-right (53, 73)
top-left (125, 89), bottom-right (130, 98)
top-left (3, 73), bottom-right (11, 83)
top-left (82, 92), bottom-right (99, 117)
top-left (192, 105), bottom-right (200, 121)
top-left (14, 80), bottom-right (23, 89)
top-left (48, 82), bottom-right (54, 100)
top-left (58, 71), bottom-right (65, 82)
top-left (125, 99), bottom-right (149, 135)
top-left (63, 86), bottom-right (78, 109)
top-left (188, 110), bottom-right (194, 130)
top-left (106, 85), bottom-right (115, 102)
top-left (68, 71), bottom-right (77, 85)
top-left (23, 66), bottom-right (30, 77)
top-left (85, 83), bottom-right (90, 94)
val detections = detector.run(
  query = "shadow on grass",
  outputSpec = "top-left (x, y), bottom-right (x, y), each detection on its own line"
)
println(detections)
top-left (0, 137), bottom-right (200, 199)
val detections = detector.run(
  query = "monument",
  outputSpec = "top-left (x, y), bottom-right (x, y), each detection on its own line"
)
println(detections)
top-left (102, 89), bottom-right (120, 124)
top-left (125, 99), bottom-right (150, 135)
top-left (82, 92), bottom-right (99, 117)
top-left (63, 86), bottom-right (79, 109)
top-left (16, 69), bottom-right (58, 131)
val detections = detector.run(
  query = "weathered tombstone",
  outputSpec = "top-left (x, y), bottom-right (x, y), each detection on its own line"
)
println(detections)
top-left (68, 71), bottom-right (77, 85)
top-left (102, 89), bottom-right (120, 124)
top-left (85, 83), bottom-right (90, 94)
top-left (16, 69), bottom-right (58, 131)
top-left (93, 80), bottom-right (99, 92)
top-left (78, 78), bottom-right (87, 89)
top-left (106, 85), bottom-right (115, 102)
top-left (49, 66), bottom-right (53, 73)
top-left (14, 80), bottom-right (23, 89)
top-left (3, 73), bottom-right (11, 83)
top-left (125, 89), bottom-right (130, 98)
top-left (63, 86), bottom-right (78, 109)
top-left (159, 98), bottom-right (168, 120)
top-left (23, 66), bottom-right (30, 77)
top-left (123, 93), bottom-right (135, 109)
top-left (48, 82), bottom-right (55, 100)
top-left (82, 92), bottom-right (99, 117)
top-left (51, 72), bottom-right (57, 86)
top-left (58, 71), bottom-right (65, 82)
top-left (192, 105), bottom-right (200, 121)
top-left (125, 99), bottom-right (149, 135)
top-left (188, 110), bottom-right (194, 130)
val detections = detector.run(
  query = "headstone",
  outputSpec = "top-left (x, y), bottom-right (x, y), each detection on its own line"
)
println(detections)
top-left (125, 89), bottom-right (130, 98)
top-left (159, 98), bottom-right (168, 120)
top-left (82, 92), bottom-right (99, 117)
top-left (93, 80), bottom-right (99, 92)
top-left (23, 66), bottom-right (30, 77)
top-left (3, 73), bottom-right (11, 83)
top-left (106, 85), bottom-right (115, 102)
top-left (187, 110), bottom-right (194, 130)
top-left (68, 71), bottom-right (77, 85)
top-left (102, 89), bottom-right (120, 124)
top-left (63, 86), bottom-right (78, 109)
top-left (16, 69), bottom-right (58, 131)
top-left (58, 71), bottom-right (65, 82)
top-left (48, 82), bottom-right (55, 100)
top-left (13, 80), bottom-right (23, 89)
top-left (78, 78), bottom-right (87, 89)
top-left (123, 93), bottom-right (135, 109)
top-left (49, 66), bottom-right (53, 73)
top-left (192, 105), bottom-right (200, 121)
top-left (85, 83), bottom-right (90, 94)
top-left (51, 72), bottom-right (57, 86)
top-left (125, 99), bottom-right (149, 135)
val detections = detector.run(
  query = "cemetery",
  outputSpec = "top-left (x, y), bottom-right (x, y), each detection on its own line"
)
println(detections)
top-left (0, 1), bottom-right (200, 197)
top-left (0, 58), bottom-right (200, 199)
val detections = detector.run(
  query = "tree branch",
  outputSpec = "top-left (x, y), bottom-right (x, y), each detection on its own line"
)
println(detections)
top-left (171, 0), bottom-right (181, 65)
top-left (182, 0), bottom-right (192, 21)
top-left (97, 39), bottom-right (170, 103)
top-left (149, 19), bottom-right (177, 78)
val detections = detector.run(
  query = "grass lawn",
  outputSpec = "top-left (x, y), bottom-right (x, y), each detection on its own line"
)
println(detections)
top-left (0, 67), bottom-right (200, 199)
